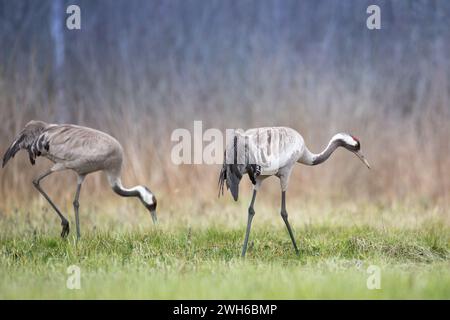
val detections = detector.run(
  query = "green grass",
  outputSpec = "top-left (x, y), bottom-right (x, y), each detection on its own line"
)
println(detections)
top-left (0, 201), bottom-right (449, 299)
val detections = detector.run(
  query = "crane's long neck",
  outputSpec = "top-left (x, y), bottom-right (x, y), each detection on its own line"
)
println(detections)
top-left (299, 138), bottom-right (341, 166)
top-left (107, 173), bottom-right (143, 199)
top-left (106, 171), bottom-right (158, 223)
top-left (111, 178), bottom-right (141, 198)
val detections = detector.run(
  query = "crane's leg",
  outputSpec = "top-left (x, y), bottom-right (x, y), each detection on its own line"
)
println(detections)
top-left (280, 191), bottom-right (299, 255)
top-left (241, 189), bottom-right (257, 257)
top-left (73, 175), bottom-right (85, 240)
top-left (33, 169), bottom-right (70, 238)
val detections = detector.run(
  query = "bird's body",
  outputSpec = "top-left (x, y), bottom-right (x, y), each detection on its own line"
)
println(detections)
top-left (238, 127), bottom-right (304, 176)
top-left (14, 122), bottom-right (123, 176)
top-left (2, 120), bottom-right (157, 239)
top-left (219, 126), bottom-right (370, 257)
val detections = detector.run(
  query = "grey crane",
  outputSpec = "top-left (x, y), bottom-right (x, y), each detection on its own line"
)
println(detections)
top-left (219, 127), bottom-right (370, 257)
top-left (2, 120), bottom-right (157, 239)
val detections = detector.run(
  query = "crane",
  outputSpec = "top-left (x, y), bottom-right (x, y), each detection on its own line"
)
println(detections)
top-left (219, 127), bottom-right (370, 257)
top-left (2, 120), bottom-right (157, 239)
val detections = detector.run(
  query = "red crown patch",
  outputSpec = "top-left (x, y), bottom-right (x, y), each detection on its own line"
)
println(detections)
top-left (350, 135), bottom-right (360, 143)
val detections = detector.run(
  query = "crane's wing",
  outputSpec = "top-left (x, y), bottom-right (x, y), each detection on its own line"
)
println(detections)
top-left (38, 124), bottom-right (122, 165)
top-left (244, 127), bottom-right (304, 174)
top-left (218, 155), bottom-right (227, 196)
top-left (218, 134), bottom-right (261, 201)
top-left (218, 136), bottom-right (242, 201)
top-left (2, 120), bottom-right (49, 167)
top-left (218, 150), bottom-right (242, 201)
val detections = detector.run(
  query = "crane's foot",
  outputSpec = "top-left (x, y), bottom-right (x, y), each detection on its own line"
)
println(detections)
top-left (60, 221), bottom-right (70, 238)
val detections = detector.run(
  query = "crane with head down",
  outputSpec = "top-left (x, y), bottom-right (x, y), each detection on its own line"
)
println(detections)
top-left (219, 127), bottom-right (370, 257)
top-left (2, 120), bottom-right (157, 239)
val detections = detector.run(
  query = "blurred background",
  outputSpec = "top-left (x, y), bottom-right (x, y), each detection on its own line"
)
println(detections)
top-left (0, 0), bottom-right (449, 210)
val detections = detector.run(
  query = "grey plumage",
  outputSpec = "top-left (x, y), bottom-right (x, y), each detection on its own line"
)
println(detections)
top-left (219, 127), bottom-right (370, 257)
top-left (2, 120), bottom-right (158, 239)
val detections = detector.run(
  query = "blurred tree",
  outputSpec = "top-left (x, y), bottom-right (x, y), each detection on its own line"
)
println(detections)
top-left (51, 0), bottom-right (67, 121)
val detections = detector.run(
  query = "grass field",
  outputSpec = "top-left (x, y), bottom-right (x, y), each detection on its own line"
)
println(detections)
top-left (0, 199), bottom-right (449, 299)
top-left (1, 0), bottom-right (449, 302)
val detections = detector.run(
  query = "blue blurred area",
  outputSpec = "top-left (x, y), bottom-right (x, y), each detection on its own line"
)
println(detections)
top-left (1, 0), bottom-right (448, 120)
top-left (0, 1), bottom-right (449, 200)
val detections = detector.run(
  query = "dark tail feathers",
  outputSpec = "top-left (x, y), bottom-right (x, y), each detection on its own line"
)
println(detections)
top-left (218, 135), bottom-right (262, 201)
top-left (2, 136), bottom-right (24, 168)
top-left (218, 159), bottom-right (226, 197)
top-left (2, 120), bottom-right (48, 168)
top-left (218, 152), bottom-right (242, 201)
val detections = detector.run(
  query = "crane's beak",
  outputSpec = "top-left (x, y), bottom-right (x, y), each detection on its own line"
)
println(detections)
top-left (150, 210), bottom-right (157, 224)
top-left (355, 151), bottom-right (371, 169)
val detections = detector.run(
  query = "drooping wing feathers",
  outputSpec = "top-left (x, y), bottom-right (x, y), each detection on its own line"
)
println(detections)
top-left (218, 155), bottom-right (226, 197)
top-left (2, 134), bottom-right (24, 167)
top-left (218, 134), bottom-right (260, 201)
top-left (2, 121), bottom-right (49, 168)
top-left (218, 137), bottom-right (238, 200)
